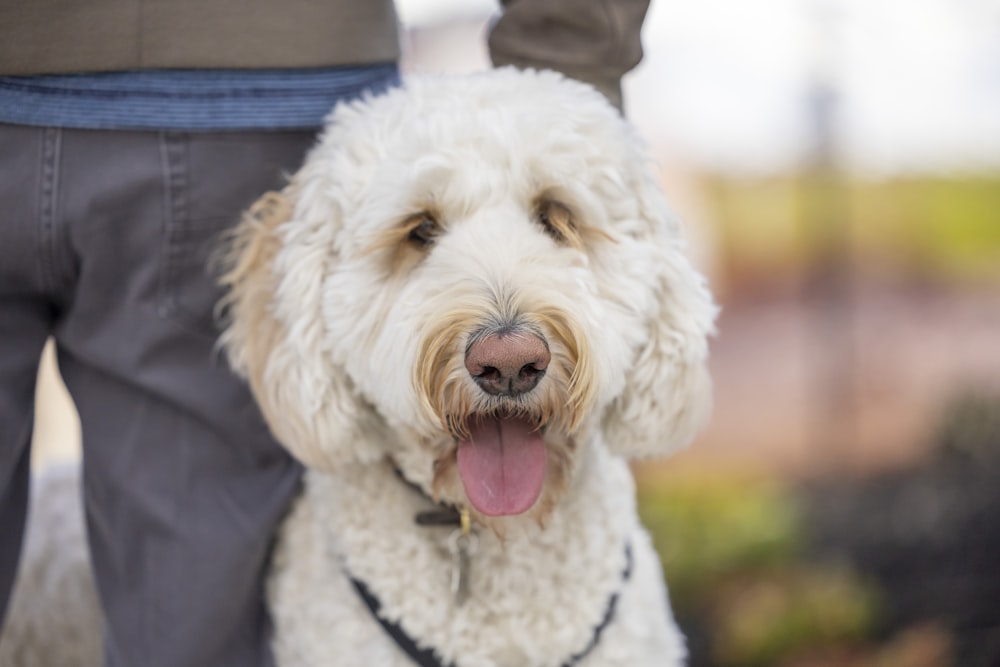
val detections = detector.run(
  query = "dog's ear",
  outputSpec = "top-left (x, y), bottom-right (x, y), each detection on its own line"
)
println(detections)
top-left (600, 160), bottom-right (717, 460)
top-left (219, 187), bottom-right (383, 472)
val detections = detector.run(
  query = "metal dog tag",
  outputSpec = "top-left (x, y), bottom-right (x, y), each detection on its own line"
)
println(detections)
top-left (447, 507), bottom-right (478, 605)
top-left (449, 533), bottom-right (471, 604)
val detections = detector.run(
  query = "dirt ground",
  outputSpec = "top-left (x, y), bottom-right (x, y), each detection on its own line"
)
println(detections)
top-left (646, 281), bottom-right (1000, 479)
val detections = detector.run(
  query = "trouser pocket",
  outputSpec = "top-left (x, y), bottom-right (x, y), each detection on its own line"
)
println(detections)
top-left (158, 131), bottom-right (316, 336)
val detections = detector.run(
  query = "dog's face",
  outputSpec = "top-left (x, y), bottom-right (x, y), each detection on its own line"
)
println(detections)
top-left (221, 69), bottom-right (716, 523)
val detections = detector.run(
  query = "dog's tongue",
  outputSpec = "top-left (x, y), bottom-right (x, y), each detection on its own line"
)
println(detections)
top-left (456, 416), bottom-right (547, 516)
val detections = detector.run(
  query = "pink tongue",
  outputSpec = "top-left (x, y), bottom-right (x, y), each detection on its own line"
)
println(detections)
top-left (456, 416), bottom-right (547, 516)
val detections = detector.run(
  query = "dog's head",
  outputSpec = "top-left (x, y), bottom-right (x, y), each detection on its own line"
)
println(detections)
top-left (221, 68), bottom-right (716, 521)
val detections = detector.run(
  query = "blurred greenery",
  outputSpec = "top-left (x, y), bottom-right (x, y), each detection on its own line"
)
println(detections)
top-left (638, 473), bottom-right (804, 607)
top-left (710, 567), bottom-right (880, 667)
top-left (638, 473), bottom-right (883, 667)
top-left (631, 172), bottom-right (996, 666)
top-left (705, 175), bottom-right (1000, 289)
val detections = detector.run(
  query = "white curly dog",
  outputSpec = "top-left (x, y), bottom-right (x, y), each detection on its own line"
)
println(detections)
top-left (0, 68), bottom-right (716, 667)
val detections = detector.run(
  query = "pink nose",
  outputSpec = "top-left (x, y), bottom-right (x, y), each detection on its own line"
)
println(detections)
top-left (465, 331), bottom-right (550, 396)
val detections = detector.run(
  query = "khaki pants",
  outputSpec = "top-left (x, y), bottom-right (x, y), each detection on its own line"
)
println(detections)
top-left (0, 124), bottom-right (311, 666)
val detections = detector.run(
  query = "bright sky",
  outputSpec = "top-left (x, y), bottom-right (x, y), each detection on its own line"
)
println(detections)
top-left (396, 0), bottom-right (1000, 175)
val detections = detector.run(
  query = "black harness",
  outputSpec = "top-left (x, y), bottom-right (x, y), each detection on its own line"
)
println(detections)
top-left (346, 495), bottom-right (634, 667)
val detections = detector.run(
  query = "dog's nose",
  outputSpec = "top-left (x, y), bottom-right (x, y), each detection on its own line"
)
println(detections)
top-left (465, 331), bottom-right (550, 396)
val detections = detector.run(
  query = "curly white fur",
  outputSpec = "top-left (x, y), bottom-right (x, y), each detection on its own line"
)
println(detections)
top-left (226, 67), bottom-right (716, 667)
top-left (0, 68), bottom-right (716, 667)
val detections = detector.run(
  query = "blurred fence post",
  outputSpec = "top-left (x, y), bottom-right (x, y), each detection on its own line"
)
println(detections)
top-left (802, 0), bottom-right (857, 463)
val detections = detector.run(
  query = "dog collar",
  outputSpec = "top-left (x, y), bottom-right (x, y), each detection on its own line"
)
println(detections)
top-left (348, 541), bottom-right (634, 667)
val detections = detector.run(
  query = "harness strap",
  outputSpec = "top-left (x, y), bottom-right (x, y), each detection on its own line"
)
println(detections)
top-left (347, 542), bottom-right (634, 667)
top-left (564, 542), bottom-right (634, 666)
top-left (349, 575), bottom-right (455, 667)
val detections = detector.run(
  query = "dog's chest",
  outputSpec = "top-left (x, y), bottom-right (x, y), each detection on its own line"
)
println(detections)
top-left (266, 460), bottom-right (679, 667)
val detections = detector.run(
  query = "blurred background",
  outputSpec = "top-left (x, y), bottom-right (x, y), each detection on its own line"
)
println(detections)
top-left (31, 1), bottom-right (1000, 665)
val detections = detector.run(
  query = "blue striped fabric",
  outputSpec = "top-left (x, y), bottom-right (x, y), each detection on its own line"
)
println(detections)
top-left (0, 63), bottom-right (399, 131)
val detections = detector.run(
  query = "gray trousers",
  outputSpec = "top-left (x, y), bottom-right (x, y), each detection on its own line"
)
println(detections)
top-left (0, 124), bottom-right (311, 666)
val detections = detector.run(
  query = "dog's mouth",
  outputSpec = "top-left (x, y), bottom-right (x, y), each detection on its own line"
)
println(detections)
top-left (455, 413), bottom-right (548, 517)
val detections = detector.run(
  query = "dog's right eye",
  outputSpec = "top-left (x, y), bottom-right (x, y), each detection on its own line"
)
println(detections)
top-left (406, 214), bottom-right (440, 247)
top-left (535, 199), bottom-right (582, 249)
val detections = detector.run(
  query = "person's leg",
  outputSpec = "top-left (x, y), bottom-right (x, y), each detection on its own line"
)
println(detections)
top-left (0, 125), bottom-right (58, 625)
top-left (52, 128), bottom-right (312, 667)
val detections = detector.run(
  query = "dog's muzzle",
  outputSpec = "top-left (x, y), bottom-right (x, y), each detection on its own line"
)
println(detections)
top-left (452, 325), bottom-right (550, 516)
top-left (417, 312), bottom-right (593, 518)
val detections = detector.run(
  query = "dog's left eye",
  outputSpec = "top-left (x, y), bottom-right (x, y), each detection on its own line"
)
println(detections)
top-left (406, 214), bottom-right (440, 247)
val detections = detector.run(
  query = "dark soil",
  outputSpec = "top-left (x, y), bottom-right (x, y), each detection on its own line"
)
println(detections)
top-left (803, 394), bottom-right (1000, 667)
